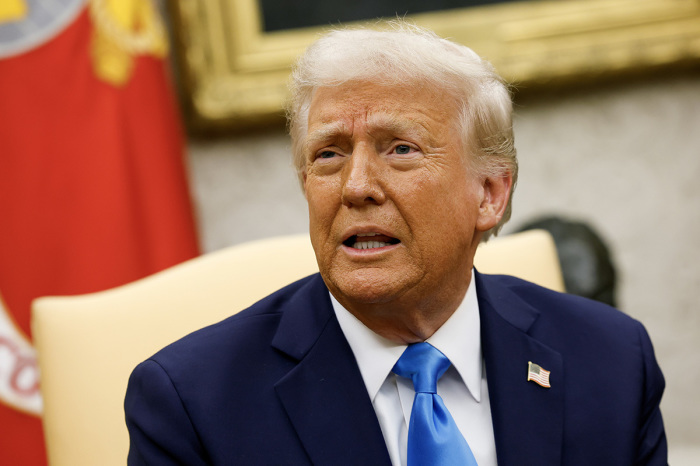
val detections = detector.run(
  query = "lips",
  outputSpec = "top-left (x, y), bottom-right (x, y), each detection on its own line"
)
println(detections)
top-left (343, 232), bottom-right (400, 250)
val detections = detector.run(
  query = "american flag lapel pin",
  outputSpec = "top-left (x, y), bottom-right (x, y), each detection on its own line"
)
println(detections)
top-left (527, 361), bottom-right (551, 388)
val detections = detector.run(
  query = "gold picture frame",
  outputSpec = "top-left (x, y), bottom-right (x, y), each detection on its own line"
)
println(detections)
top-left (169, 0), bottom-right (700, 131)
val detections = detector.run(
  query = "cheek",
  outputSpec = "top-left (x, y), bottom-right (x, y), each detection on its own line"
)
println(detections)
top-left (306, 178), bottom-right (340, 234)
top-left (407, 177), bottom-right (480, 242)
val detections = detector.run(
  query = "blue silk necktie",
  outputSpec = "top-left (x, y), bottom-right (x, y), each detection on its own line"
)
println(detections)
top-left (393, 342), bottom-right (478, 466)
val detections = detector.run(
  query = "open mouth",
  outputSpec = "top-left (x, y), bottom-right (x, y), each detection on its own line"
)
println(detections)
top-left (343, 232), bottom-right (400, 250)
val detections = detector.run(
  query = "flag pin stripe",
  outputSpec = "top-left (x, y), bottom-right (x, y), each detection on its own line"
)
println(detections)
top-left (527, 361), bottom-right (551, 388)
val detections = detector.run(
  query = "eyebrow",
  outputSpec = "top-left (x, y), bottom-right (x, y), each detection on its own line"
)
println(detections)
top-left (366, 112), bottom-right (441, 150)
top-left (304, 122), bottom-right (349, 151)
top-left (304, 111), bottom-right (438, 151)
top-left (366, 113), bottom-right (431, 141)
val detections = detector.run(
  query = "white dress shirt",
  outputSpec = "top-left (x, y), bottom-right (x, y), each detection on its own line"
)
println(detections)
top-left (331, 270), bottom-right (497, 466)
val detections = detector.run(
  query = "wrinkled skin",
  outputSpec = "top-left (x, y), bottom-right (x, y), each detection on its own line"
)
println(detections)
top-left (303, 81), bottom-right (512, 343)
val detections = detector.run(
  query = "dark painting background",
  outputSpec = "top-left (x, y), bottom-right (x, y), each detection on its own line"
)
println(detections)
top-left (259, 0), bottom-right (526, 32)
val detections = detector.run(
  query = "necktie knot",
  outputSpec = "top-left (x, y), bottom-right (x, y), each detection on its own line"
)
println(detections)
top-left (392, 342), bottom-right (451, 394)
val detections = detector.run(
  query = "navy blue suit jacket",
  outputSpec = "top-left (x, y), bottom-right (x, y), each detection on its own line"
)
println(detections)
top-left (125, 272), bottom-right (667, 465)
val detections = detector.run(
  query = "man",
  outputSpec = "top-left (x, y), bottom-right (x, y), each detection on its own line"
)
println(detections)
top-left (125, 23), bottom-right (667, 465)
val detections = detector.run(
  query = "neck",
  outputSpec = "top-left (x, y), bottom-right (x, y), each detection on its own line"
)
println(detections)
top-left (334, 274), bottom-right (472, 344)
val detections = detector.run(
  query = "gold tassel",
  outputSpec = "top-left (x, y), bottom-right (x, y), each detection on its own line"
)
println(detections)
top-left (89, 0), bottom-right (168, 86)
top-left (0, 0), bottom-right (27, 23)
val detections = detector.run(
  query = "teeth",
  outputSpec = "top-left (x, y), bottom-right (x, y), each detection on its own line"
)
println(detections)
top-left (352, 241), bottom-right (390, 250)
top-left (356, 233), bottom-right (379, 237)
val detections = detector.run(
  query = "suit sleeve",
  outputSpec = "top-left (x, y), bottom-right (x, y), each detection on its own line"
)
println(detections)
top-left (634, 321), bottom-right (668, 466)
top-left (125, 359), bottom-right (210, 465)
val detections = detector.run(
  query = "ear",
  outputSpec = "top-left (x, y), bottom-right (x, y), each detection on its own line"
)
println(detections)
top-left (475, 172), bottom-right (513, 232)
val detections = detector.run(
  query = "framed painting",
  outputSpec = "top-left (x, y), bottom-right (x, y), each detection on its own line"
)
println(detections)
top-left (168, 0), bottom-right (700, 131)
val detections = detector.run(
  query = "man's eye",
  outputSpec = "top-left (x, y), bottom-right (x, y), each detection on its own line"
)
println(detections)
top-left (394, 145), bottom-right (412, 154)
top-left (318, 151), bottom-right (337, 159)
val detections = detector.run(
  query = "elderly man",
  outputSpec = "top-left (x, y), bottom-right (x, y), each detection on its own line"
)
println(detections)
top-left (125, 23), bottom-right (667, 465)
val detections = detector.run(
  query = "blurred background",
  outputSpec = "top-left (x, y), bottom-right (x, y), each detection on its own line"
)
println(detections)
top-left (1, 0), bottom-right (698, 464)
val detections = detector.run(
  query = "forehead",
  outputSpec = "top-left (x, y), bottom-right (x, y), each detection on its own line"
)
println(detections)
top-left (305, 81), bottom-right (460, 140)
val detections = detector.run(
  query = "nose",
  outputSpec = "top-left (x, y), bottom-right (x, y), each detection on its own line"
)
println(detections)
top-left (341, 145), bottom-right (386, 207)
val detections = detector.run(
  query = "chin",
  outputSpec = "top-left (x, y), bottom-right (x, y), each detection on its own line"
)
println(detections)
top-left (326, 268), bottom-right (411, 306)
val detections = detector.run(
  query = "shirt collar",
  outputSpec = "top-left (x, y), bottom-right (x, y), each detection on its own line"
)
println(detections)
top-left (331, 269), bottom-right (483, 403)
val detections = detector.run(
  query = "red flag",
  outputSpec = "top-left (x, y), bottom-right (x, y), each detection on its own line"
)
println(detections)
top-left (0, 1), bottom-right (200, 463)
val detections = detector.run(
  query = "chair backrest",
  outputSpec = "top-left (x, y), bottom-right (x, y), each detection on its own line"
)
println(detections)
top-left (32, 229), bottom-right (563, 466)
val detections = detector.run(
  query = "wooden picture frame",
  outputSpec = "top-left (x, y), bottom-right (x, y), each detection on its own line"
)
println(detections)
top-left (169, 0), bottom-right (700, 131)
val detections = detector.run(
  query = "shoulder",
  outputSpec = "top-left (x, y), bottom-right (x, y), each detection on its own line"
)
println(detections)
top-left (478, 272), bottom-right (637, 329)
top-left (476, 272), bottom-right (658, 365)
top-left (125, 274), bottom-right (331, 462)
top-left (476, 273), bottom-right (667, 461)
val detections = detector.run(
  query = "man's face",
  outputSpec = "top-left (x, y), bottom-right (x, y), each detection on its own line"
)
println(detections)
top-left (303, 81), bottom-right (507, 322)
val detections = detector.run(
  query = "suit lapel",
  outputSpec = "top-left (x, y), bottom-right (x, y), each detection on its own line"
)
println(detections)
top-left (272, 275), bottom-right (392, 465)
top-left (269, 272), bottom-right (564, 465)
top-left (476, 272), bottom-right (564, 466)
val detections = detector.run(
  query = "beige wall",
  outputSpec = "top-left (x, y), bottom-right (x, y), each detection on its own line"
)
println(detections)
top-left (187, 73), bottom-right (700, 449)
